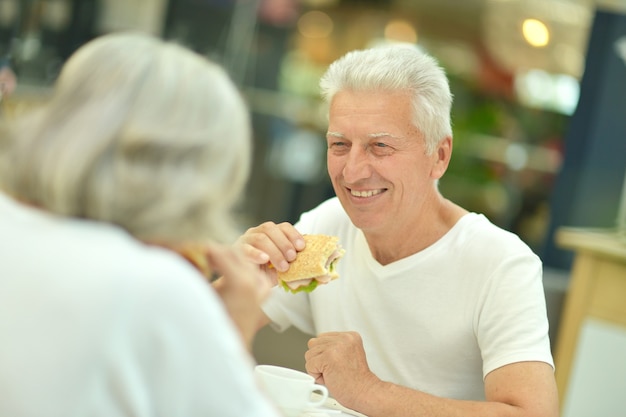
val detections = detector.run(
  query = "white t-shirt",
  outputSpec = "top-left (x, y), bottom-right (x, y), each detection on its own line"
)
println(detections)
top-left (263, 197), bottom-right (554, 401)
top-left (0, 193), bottom-right (280, 417)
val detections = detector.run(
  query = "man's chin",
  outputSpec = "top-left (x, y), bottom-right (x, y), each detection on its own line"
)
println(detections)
top-left (343, 209), bottom-right (383, 233)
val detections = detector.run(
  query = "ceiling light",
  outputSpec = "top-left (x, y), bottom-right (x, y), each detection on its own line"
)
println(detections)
top-left (384, 20), bottom-right (417, 44)
top-left (522, 18), bottom-right (550, 47)
top-left (297, 10), bottom-right (333, 39)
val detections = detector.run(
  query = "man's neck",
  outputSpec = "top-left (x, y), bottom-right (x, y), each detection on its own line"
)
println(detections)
top-left (364, 198), bottom-right (468, 266)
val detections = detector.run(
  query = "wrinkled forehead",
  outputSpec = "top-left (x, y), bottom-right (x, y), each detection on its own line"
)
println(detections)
top-left (328, 89), bottom-right (420, 129)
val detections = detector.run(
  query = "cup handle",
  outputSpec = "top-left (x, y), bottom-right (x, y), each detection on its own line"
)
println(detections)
top-left (308, 384), bottom-right (329, 407)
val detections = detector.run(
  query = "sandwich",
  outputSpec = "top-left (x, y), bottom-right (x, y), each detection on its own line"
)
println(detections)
top-left (277, 234), bottom-right (345, 294)
top-left (176, 243), bottom-right (212, 279)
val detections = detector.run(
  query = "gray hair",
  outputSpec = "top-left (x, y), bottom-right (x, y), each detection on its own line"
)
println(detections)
top-left (0, 32), bottom-right (251, 244)
top-left (319, 43), bottom-right (453, 154)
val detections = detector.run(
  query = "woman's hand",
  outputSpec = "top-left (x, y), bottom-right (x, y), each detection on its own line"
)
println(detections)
top-left (205, 243), bottom-right (272, 350)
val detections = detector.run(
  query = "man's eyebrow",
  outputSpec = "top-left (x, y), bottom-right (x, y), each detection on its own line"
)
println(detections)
top-left (326, 131), bottom-right (345, 138)
top-left (368, 132), bottom-right (402, 139)
top-left (326, 131), bottom-right (402, 139)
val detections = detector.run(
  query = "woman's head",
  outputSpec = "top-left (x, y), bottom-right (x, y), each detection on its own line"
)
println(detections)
top-left (1, 32), bottom-right (251, 243)
top-left (319, 43), bottom-right (453, 154)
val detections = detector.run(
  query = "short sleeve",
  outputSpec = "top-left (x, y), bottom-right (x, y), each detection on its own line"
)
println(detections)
top-left (475, 251), bottom-right (555, 378)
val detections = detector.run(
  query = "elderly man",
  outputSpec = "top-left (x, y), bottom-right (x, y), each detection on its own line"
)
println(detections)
top-left (239, 44), bottom-right (558, 417)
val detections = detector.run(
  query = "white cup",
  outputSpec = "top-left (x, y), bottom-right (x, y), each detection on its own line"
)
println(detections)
top-left (255, 364), bottom-right (329, 417)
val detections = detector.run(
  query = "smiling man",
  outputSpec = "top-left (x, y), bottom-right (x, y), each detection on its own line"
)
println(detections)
top-left (239, 44), bottom-right (558, 417)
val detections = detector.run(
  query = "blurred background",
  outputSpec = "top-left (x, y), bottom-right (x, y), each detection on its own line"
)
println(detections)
top-left (2, 0), bottom-right (624, 259)
top-left (1, 0), bottom-right (626, 414)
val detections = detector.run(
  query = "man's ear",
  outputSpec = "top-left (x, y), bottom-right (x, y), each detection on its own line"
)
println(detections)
top-left (431, 136), bottom-right (453, 180)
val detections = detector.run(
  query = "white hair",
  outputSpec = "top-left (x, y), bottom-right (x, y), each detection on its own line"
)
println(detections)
top-left (319, 44), bottom-right (453, 154)
top-left (0, 32), bottom-right (251, 244)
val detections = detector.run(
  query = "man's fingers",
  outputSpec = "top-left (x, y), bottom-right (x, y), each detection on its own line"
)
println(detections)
top-left (240, 222), bottom-right (305, 272)
top-left (275, 222), bottom-right (306, 252)
top-left (255, 222), bottom-right (298, 266)
top-left (308, 332), bottom-right (355, 347)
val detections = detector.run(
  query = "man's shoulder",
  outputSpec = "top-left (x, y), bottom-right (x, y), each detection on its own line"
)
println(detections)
top-left (455, 213), bottom-right (536, 256)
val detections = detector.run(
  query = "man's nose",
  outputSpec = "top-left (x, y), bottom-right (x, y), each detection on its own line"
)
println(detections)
top-left (342, 147), bottom-right (371, 182)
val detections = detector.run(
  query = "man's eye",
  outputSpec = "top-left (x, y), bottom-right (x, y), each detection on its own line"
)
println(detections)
top-left (330, 141), bottom-right (347, 148)
top-left (370, 142), bottom-right (394, 155)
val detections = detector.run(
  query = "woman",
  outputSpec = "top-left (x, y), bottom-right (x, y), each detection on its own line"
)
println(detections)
top-left (0, 32), bottom-right (279, 417)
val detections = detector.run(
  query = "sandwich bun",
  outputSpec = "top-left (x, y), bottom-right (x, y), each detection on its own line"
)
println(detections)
top-left (277, 234), bottom-right (344, 293)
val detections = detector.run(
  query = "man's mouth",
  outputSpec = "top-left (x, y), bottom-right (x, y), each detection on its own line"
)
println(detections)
top-left (349, 188), bottom-right (385, 198)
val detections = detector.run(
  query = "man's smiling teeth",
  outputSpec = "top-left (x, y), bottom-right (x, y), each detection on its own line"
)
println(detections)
top-left (350, 189), bottom-right (383, 197)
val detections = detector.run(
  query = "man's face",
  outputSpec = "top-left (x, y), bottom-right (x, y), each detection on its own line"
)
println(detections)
top-left (326, 90), bottom-right (445, 236)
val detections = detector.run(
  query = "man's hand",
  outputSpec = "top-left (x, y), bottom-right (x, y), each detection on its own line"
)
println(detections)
top-left (236, 221), bottom-right (306, 280)
top-left (305, 331), bottom-right (381, 410)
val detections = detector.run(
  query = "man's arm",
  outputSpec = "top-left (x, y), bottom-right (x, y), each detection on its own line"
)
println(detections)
top-left (358, 362), bottom-right (558, 417)
top-left (305, 332), bottom-right (559, 417)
